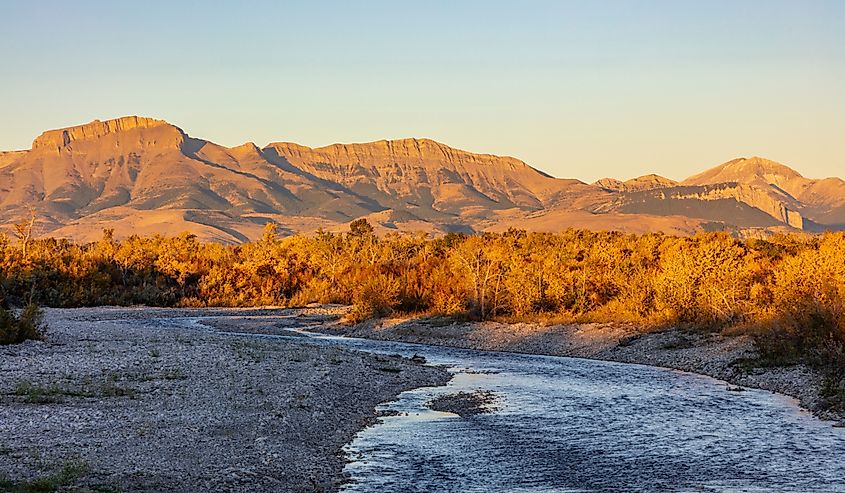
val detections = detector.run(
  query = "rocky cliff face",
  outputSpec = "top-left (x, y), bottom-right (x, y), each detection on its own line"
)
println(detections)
top-left (31, 116), bottom-right (179, 154)
top-left (0, 117), bottom-right (381, 233)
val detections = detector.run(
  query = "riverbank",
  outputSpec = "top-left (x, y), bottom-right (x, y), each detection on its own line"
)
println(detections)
top-left (0, 307), bottom-right (449, 492)
top-left (326, 315), bottom-right (843, 423)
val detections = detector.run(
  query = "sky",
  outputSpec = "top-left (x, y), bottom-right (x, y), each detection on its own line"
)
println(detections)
top-left (1, 0), bottom-right (843, 182)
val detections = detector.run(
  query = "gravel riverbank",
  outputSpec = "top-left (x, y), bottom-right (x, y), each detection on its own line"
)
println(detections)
top-left (328, 315), bottom-right (842, 423)
top-left (0, 307), bottom-right (449, 492)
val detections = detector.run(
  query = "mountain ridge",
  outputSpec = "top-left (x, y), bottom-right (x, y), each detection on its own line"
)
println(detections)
top-left (1, 116), bottom-right (843, 243)
top-left (31, 116), bottom-right (175, 152)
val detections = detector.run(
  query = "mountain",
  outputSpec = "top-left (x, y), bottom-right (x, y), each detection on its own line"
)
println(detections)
top-left (0, 116), bottom-right (596, 242)
top-left (1, 116), bottom-right (843, 243)
top-left (266, 139), bottom-right (591, 214)
top-left (682, 156), bottom-right (845, 229)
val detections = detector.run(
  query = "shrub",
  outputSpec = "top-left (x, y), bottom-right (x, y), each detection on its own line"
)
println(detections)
top-left (2, 227), bottom-right (845, 374)
top-left (430, 291), bottom-right (466, 316)
top-left (346, 274), bottom-right (400, 323)
top-left (0, 304), bottom-right (46, 345)
top-left (756, 234), bottom-right (845, 368)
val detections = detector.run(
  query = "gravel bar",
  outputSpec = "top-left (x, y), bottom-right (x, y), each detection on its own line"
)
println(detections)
top-left (0, 307), bottom-right (449, 492)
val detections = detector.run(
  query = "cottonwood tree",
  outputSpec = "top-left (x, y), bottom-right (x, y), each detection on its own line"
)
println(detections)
top-left (13, 208), bottom-right (37, 259)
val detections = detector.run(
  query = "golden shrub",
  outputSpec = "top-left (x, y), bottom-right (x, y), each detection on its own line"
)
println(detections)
top-left (0, 224), bottom-right (843, 367)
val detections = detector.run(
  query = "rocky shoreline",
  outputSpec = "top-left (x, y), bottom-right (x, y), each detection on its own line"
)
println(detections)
top-left (0, 307), bottom-right (449, 492)
top-left (327, 315), bottom-right (843, 424)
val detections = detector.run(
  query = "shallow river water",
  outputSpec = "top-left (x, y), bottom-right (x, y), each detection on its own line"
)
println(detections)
top-left (289, 329), bottom-right (845, 493)
top-left (182, 315), bottom-right (845, 492)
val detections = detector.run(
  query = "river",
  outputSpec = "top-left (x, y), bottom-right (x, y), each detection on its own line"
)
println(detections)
top-left (277, 326), bottom-right (845, 493)
top-left (160, 313), bottom-right (845, 492)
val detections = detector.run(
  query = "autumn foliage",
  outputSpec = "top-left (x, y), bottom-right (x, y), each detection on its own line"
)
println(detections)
top-left (1, 223), bottom-right (844, 363)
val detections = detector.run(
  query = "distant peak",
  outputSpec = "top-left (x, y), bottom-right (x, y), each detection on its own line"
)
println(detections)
top-left (625, 174), bottom-right (677, 187)
top-left (230, 141), bottom-right (261, 153)
top-left (32, 116), bottom-right (181, 151)
top-left (682, 156), bottom-right (808, 193)
top-left (687, 156), bottom-right (802, 181)
top-left (594, 174), bottom-right (676, 192)
top-left (728, 156), bottom-right (802, 176)
top-left (634, 173), bottom-right (670, 180)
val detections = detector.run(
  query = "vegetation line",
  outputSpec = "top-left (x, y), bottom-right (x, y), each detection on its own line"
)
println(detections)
top-left (1, 219), bottom-right (843, 400)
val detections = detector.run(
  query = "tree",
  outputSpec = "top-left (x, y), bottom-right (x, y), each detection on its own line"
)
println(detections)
top-left (451, 236), bottom-right (505, 319)
top-left (13, 208), bottom-right (37, 259)
top-left (348, 218), bottom-right (375, 239)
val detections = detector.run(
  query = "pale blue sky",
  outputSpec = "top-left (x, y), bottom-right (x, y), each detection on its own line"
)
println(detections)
top-left (1, 1), bottom-right (843, 181)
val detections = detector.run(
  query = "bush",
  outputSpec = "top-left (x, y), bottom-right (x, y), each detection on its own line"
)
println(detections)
top-left (430, 291), bottom-right (466, 316)
top-left (0, 304), bottom-right (46, 345)
top-left (346, 274), bottom-right (399, 324)
top-left (753, 234), bottom-right (845, 370)
top-left (2, 228), bottom-right (845, 374)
